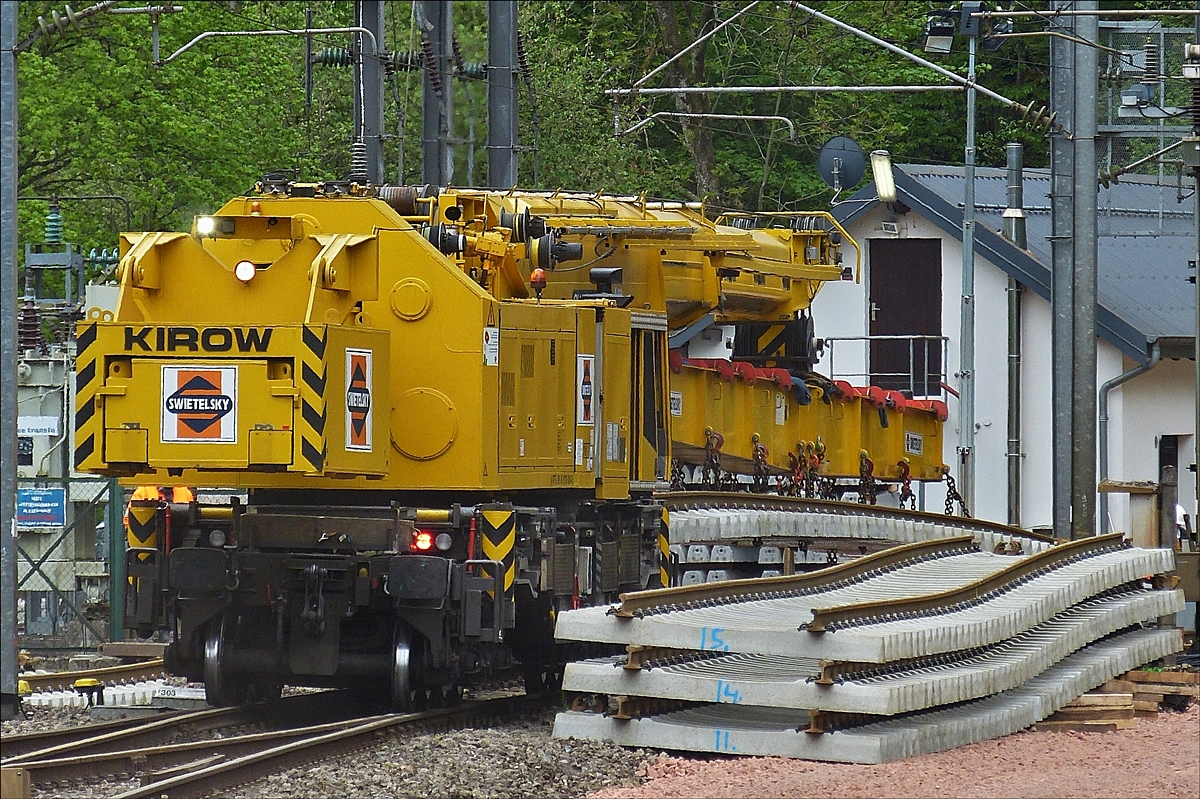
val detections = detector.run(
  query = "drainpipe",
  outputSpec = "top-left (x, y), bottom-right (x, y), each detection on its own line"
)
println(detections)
top-left (1002, 143), bottom-right (1026, 528)
top-left (1098, 341), bottom-right (1161, 532)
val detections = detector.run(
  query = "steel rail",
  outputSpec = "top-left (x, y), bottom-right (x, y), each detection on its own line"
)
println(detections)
top-left (1, 706), bottom-right (249, 766)
top-left (109, 694), bottom-right (553, 799)
top-left (0, 711), bottom-right (183, 760)
top-left (802, 532), bottom-right (1128, 632)
top-left (612, 535), bottom-right (978, 618)
top-left (13, 716), bottom-right (372, 787)
top-left (656, 491), bottom-right (1059, 544)
top-left (19, 658), bottom-right (167, 693)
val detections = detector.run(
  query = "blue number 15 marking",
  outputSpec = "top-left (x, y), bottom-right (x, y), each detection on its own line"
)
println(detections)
top-left (699, 627), bottom-right (730, 652)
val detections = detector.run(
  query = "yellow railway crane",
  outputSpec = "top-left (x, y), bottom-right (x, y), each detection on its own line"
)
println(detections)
top-left (75, 180), bottom-right (946, 708)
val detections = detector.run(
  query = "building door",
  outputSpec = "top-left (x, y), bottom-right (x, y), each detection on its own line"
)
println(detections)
top-left (868, 238), bottom-right (942, 396)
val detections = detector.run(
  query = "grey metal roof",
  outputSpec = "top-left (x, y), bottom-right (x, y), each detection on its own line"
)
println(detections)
top-left (833, 164), bottom-right (1196, 360)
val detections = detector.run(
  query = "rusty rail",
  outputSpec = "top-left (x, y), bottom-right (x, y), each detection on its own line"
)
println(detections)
top-left (20, 658), bottom-right (167, 693)
top-left (612, 535), bottom-right (978, 617)
top-left (802, 532), bottom-right (1127, 633)
top-left (108, 694), bottom-right (552, 799)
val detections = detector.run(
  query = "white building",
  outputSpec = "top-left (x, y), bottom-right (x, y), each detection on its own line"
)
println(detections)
top-left (816, 165), bottom-right (1196, 541)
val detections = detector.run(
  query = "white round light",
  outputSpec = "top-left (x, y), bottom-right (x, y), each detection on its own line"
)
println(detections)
top-left (196, 216), bottom-right (216, 235)
top-left (208, 529), bottom-right (226, 547)
top-left (435, 532), bottom-right (453, 551)
top-left (235, 260), bottom-right (256, 282)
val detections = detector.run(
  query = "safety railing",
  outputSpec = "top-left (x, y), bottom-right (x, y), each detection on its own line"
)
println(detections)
top-left (819, 334), bottom-right (949, 400)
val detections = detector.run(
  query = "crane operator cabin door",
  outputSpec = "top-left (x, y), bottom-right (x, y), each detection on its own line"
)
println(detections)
top-left (868, 238), bottom-right (942, 397)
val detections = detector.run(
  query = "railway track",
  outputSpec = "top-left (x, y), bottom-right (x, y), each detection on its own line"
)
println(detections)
top-left (18, 659), bottom-right (168, 694)
top-left (658, 491), bottom-right (1057, 557)
top-left (1, 690), bottom-right (355, 765)
top-left (552, 525), bottom-right (1184, 762)
top-left (8, 694), bottom-right (550, 799)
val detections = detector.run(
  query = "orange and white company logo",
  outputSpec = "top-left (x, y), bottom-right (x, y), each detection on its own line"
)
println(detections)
top-left (161, 366), bottom-right (238, 443)
top-left (345, 349), bottom-right (372, 451)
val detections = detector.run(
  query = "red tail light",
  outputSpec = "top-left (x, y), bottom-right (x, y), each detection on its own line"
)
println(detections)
top-left (413, 530), bottom-right (434, 551)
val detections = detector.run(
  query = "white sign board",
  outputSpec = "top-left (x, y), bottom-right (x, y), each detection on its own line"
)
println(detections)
top-left (17, 415), bottom-right (59, 437)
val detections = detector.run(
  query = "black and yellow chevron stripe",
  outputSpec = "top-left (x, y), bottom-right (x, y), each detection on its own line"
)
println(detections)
top-left (74, 322), bottom-right (102, 470)
top-left (480, 508), bottom-right (516, 601)
top-left (126, 501), bottom-right (159, 561)
top-left (299, 325), bottom-right (328, 474)
top-left (659, 507), bottom-right (670, 589)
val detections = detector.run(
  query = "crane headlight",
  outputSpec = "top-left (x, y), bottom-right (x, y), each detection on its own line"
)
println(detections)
top-left (413, 530), bottom-right (434, 551)
top-left (435, 532), bottom-right (453, 551)
top-left (235, 260), bottom-right (256, 283)
top-left (196, 216), bottom-right (216, 236)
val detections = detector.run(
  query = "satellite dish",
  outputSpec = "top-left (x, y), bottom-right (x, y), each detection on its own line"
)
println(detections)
top-left (817, 136), bottom-right (865, 190)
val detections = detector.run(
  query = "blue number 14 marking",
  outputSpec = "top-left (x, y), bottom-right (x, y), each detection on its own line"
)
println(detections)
top-left (715, 679), bottom-right (742, 704)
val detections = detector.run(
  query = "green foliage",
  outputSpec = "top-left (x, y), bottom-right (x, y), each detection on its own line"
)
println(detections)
top-left (13, 0), bottom-right (1056, 260)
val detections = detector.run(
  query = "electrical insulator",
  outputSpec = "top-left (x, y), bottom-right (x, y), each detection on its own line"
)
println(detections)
top-left (451, 32), bottom-right (466, 76)
top-left (1141, 38), bottom-right (1160, 85)
top-left (44, 201), bottom-right (63, 244)
top-left (37, 5), bottom-right (81, 40)
top-left (516, 30), bottom-right (533, 84)
top-left (388, 50), bottom-right (423, 71)
top-left (311, 47), bottom-right (353, 67)
top-left (420, 35), bottom-right (442, 94)
top-left (349, 141), bottom-right (368, 183)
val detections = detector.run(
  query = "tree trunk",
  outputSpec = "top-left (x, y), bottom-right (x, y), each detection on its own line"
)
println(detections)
top-left (652, 1), bottom-right (719, 202)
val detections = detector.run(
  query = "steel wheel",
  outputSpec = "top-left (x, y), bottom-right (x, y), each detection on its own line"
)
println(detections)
top-left (391, 624), bottom-right (417, 711)
top-left (203, 616), bottom-right (245, 706)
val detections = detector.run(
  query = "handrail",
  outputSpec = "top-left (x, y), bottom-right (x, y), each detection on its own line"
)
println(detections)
top-left (802, 532), bottom-right (1126, 632)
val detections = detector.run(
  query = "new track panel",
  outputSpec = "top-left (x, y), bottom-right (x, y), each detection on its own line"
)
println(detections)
top-left (561, 587), bottom-right (1183, 714)
top-left (552, 627), bottom-right (1183, 764)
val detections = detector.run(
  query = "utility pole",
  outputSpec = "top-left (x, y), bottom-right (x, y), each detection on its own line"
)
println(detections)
top-left (958, 29), bottom-right (978, 514)
top-left (353, 0), bottom-right (386, 184)
top-left (487, 0), bottom-right (518, 189)
top-left (1071, 1), bottom-right (1099, 538)
top-left (1049, 1), bottom-right (1075, 540)
top-left (421, 0), bottom-right (453, 186)
top-left (1, 0), bottom-right (19, 722)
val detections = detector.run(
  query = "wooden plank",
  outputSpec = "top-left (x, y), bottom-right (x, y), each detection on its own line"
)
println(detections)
top-left (1133, 691), bottom-right (1165, 703)
top-left (1133, 700), bottom-right (1161, 712)
top-left (1046, 707), bottom-right (1135, 721)
top-left (1129, 684), bottom-right (1199, 697)
top-left (1033, 719), bottom-right (1138, 733)
top-left (1096, 679), bottom-right (1138, 694)
top-left (1, 768), bottom-right (30, 799)
top-left (1065, 693), bottom-right (1133, 708)
top-left (1123, 670), bottom-right (1200, 685)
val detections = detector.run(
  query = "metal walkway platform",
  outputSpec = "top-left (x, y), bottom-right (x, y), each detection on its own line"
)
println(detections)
top-left (561, 587), bottom-right (1183, 715)
top-left (552, 627), bottom-right (1182, 764)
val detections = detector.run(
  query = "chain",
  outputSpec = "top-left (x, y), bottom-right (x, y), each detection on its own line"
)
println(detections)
top-left (942, 470), bottom-right (972, 518)
top-left (702, 428), bottom-right (722, 489)
top-left (669, 459), bottom-right (686, 491)
top-left (897, 459), bottom-right (916, 510)
top-left (751, 435), bottom-right (770, 493)
top-left (857, 451), bottom-right (877, 505)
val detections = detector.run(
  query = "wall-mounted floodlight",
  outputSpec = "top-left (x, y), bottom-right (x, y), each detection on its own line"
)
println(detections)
top-left (923, 15), bottom-right (956, 54)
top-left (870, 150), bottom-right (897, 203)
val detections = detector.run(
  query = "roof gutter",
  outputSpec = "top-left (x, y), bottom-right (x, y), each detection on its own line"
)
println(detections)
top-left (1098, 341), bottom-right (1161, 533)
